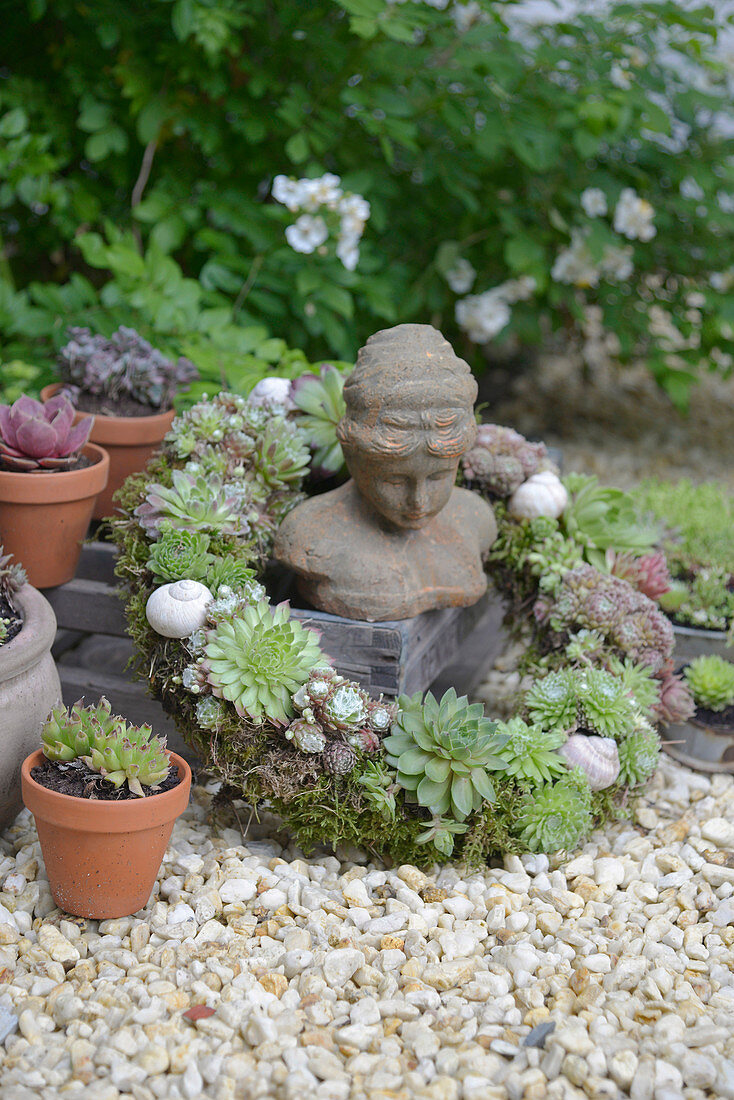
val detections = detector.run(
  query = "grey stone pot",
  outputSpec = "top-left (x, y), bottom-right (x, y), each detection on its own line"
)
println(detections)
top-left (0, 585), bottom-right (61, 830)
top-left (672, 623), bottom-right (730, 664)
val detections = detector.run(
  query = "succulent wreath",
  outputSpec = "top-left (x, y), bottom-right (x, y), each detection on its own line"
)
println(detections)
top-left (111, 377), bottom-right (689, 864)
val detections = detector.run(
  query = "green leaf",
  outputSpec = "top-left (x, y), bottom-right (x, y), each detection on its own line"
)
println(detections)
top-left (285, 132), bottom-right (310, 164)
top-left (504, 236), bottom-right (545, 276)
top-left (0, 108), bottom-right (27, 138)
top-left (470, 768), bottom-right (496, 804)
top-left (417, 775), bottom-right (449, 809)
top-left (397, 748), bottom-right (431, 775)
top-left (424, 757), bottom-right (451, 783)
top-left (450, 775), bottom-right (474, 819)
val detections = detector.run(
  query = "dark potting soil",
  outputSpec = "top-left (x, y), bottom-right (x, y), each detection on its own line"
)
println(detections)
top-left (0, 592), bottom-right (22, 646)
top-left (30, 759), bottom-right (182, 800)
top-left (695, 702), bottom-right (734, 732)
top-left (74, 392), bottom-right (168, 419)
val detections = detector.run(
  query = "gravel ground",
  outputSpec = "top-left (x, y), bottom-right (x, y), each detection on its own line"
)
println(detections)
top-left (0, 757), bottom-right (732, 1100)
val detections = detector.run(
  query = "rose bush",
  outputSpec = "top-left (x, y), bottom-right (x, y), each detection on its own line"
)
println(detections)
top-left (1, 0), bottom-right (733, 405)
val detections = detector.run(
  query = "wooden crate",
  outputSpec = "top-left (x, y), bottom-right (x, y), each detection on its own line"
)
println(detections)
top-left (44, 542), bottom-right (508, 746)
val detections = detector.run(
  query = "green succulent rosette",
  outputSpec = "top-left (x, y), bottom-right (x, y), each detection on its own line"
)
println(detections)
top-left (384, 688), bottom-right (507, 821)
top-left (203, 601), bottom-right (324, 724)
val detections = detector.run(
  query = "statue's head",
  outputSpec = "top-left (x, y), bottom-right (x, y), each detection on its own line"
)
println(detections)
top-left (337, 324), bottom-right (477, 530)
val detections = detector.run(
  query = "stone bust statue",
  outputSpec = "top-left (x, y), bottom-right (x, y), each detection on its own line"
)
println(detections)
top-left (274, 323), bottom-right (497, 621)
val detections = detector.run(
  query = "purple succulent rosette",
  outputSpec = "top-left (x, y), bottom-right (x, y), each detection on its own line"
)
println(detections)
top-left (0, 394), bottom-right (93, 472)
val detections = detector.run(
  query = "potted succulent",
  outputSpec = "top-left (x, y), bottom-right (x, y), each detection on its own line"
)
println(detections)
top-left (664, 655), bottom-right (734, 773)
top-left (0, 546), bottom-right (62, 830)
top-left (42, 327), bottom-right (198, 520)
top-left (21, 698), bottom-right (191, 918)
top-left (0, 394), bottom-right (109, 587)
top-left (633, 479), bottom-right (733, 662)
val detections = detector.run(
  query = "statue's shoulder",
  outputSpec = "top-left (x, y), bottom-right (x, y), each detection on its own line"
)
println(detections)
top-left (274, 483), bottom-right (354, 574)
top-left (448, 485), bottom-right (497, 550)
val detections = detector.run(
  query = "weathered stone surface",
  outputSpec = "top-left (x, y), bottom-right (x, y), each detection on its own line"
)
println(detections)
top-left (275, 324), bottom-right (496, 621)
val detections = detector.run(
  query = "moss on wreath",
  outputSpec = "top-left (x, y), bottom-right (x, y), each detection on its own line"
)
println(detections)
top-left (109, 391), bottom-right (670, 866)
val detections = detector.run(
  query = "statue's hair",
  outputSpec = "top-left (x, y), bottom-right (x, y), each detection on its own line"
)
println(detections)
top-left (337, 324), bottom-right (477, 458)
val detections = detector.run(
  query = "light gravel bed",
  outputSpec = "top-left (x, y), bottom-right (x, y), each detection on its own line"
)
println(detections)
top-left (0, 757), bottom-right (731, 1100)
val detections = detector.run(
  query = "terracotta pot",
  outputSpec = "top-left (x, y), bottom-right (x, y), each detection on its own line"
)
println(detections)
top-left (42, 384), bottom-right (175, 520)
top-left (21, 749), bottom-right (191, 918)
top-left (0, 443), bottom-right (109, 588)
top-left (0, 585), bottom-right (61, 830)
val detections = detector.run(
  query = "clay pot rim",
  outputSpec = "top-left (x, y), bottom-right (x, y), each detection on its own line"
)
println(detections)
top-left (0, 442), bottom-right (109, 504)
top-left (0, 585), bottom-right (58, 684)
top-left (41, 384), bottom-right (176, 443)
top-left (21, 749), bottom-right (192, 832)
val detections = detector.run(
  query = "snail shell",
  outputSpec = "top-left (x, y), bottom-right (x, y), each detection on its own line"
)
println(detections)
top-left (559, 734), bottom-right (620, 791)
top-left (145, 579), bottom-right (213, 639)
top-left (508, 470), bottom-right (568, 520)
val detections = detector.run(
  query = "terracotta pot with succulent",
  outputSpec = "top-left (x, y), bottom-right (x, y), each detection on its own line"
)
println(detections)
top-left (0, 394), bottom-right (109, 587)
top-left (42, 327), bottom-right (198, 520)
top-left (21, 698), bottom-right (191, 918)
top-left (663, 655), bottom-right (734, 773)
top-left (0, 547), bottom-right (62, 829)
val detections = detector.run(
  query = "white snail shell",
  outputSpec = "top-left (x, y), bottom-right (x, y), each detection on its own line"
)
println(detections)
top-left (248, 376), bottom-right (294, 412)
top-left (145, 579), bottom-right (213, 639)
top-left (508, 470), bottom-right (568, 520)
top-left (559, 734), bottom-right (620, 791)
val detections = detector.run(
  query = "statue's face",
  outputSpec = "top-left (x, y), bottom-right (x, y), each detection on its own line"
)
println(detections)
top-left (346, 446), bottom-right (458, 530)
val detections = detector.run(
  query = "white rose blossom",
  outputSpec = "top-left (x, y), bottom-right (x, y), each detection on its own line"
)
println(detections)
top-left (680, 177), bottom-right (704, 202)
top-left (285, 215), bottom-right (329, 254)
top-left (445, 258), bottom-right (476, 294)
top-left (613, 188), bottom-right (656, 242)
top-left (273, 174), bottom-right (370, 270)
top-left (610, 62), bottom-right (632, 90)
top-left (551, 230), bottom-right (600, 287)
top-left (580, 188), bottom-right (608, 217)
top-left (456, 290), bottom-right (511, 343)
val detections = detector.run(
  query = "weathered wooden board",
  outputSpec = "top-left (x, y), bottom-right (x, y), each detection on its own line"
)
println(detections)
top-left (44, 542), bottom-right (508, 704)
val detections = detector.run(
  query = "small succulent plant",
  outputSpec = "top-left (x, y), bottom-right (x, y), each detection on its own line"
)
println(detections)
top-left (607, 656), bottom-right (661, 716)
top-left (617, 723), bottom-right (661, 787)
top-left (58, 326), bottom-right (197, 410)
top-left (202, 600), bottom-right (324, 724)
top-left (607, 549), bottom-right (671, 602)
top-left (515, 769), bottom-right (593, 853)
top-left (42, 697), bottom-right (170, 797)
top-left (194, 696), bottom-right (228, 731)
top-left (357, 760), bottom-right (397, 821)
top-left (548, 564), bottom-right (674, 673)
top-left (416, 815), bottom-right (469, 858)
top-left (0, 546), bottom-right (26, 598)
top-left (204, 554), bottom-right (257, 595)
top-left (526, 666), bottom-right (638, 739)
top-left (525, 670), bottom-right (577, 732)
top-left (384, 688), bottom-right (507, 821)
top-left (322, 740), bottom-right (358, 776)
top-left (660, 567), bottom-right (734, 633)
top-left (0, 394), bottom-right (93, 472)
top-left (684, 655), bottom-right (734, 712)
top-left (291, 365), bottom-right (348, 476)
top-left (251, 416), bottom-right (311, 494)
top-left (462, 424), bottom-right (550, 498)
top-left (493, 718), bottom-right (567, 785)
top-left (561, 474), bottom-right (659, 569)
top-left (147, 526), bottom-right (215, 583)
top-left (284, 718), bottom-right (327, 754)
top-left (135, 470), bottom-right (243, 538)
top-left (651, 672), bottom-right (696, 726)
top-left (0, 619), bottom-right (9, 646)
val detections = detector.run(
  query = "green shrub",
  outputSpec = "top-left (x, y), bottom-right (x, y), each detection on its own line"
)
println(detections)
top-left (1, 1), bottom-right (732, 404)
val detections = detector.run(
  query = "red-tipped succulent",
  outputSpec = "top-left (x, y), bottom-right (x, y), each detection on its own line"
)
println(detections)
top-left (0, 395), bottom-right (93, 472)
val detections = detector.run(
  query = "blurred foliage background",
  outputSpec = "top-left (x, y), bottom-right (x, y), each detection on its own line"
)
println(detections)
top-left (1, 0), bottom-right (733, 406)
